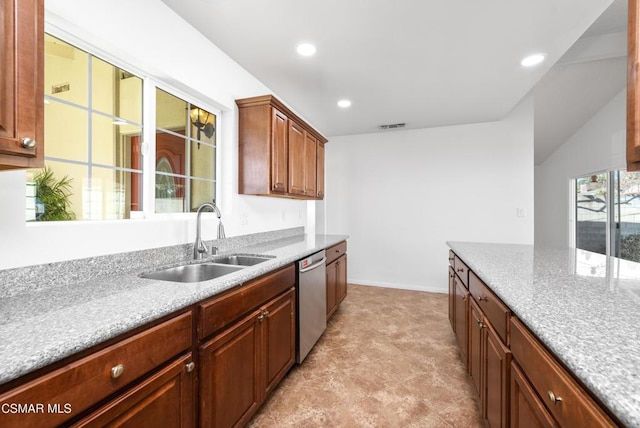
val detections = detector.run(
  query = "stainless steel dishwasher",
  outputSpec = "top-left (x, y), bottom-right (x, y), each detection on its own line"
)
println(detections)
top-left (296, 249), bottom-right (327, 363)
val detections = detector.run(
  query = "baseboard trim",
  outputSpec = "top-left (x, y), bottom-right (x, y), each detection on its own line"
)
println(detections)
top-left (347, 278), bottom-right (447, 294)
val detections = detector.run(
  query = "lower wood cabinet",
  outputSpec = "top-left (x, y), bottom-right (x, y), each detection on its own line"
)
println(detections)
top-left (0, 262), bottom-right (301, 428)
top-left (484, 322), bottom-right (511, 428)
top-left (0, 311), bottom-right (193, 428)
top-left (326, 241), bottom-right (348, 320)
top-left (453, 276), bottom-right (469, 366)
top-left (198, 283), bottom-right (296, 428)
top-left (449, 250), bottom-right (620, 428)
top-left (510, 361), bottom-right (557, 428)
top-left (71, 353), bottom-right (195, 427)
top-left (510, 317), bottom-right (617, 428)
top-left (469, 294), bottom-right (511, 428)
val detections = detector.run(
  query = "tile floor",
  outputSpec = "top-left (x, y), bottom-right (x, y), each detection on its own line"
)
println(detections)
top-left (248, 284), bottom-right (483, 427)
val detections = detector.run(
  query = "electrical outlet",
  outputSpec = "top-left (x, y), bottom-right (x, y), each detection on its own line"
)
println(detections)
top-left (517, 208), bottom-right (526, 218)
top-left (240, 212), bottom-right (248, 226)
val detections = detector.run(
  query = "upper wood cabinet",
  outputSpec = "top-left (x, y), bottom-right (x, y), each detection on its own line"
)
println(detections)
top-left (316, 140), bottom-right (325, 199)
top-left (0, 0), bottom-right (44, 170)
top-left (236, 95), bottom-right (328, 199)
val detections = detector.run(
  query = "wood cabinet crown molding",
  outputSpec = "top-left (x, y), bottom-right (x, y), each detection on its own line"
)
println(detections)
top-left (236, 95), bottom-right (328, 144)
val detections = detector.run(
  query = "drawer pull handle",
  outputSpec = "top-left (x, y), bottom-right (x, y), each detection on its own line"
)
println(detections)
top-left (457, 268), bottom-right (464, 272)
top-left (547, 390), bottom-right (562, 405)
top-left (110, 364), bottom-right (125, 379)
top-left (478, 296), bottom-right (488, 302)
top-left (185, 362), bottom-right (195, 373)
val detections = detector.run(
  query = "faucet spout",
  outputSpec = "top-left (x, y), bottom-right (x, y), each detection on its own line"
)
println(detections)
top-left (193, 201), bottom-right (225, 260)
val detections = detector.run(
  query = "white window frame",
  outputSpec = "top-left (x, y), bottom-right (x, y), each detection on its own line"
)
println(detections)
top-left (33, 24), bottom-right (221, 224)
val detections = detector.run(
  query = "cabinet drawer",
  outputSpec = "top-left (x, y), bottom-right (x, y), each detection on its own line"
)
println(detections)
top-left (469, 271), bottom-right (509, 344)
top-left (510, 317), bottom-right (617, 428)
top-left (326, 241), bottom-right (347, 265)
top-left (71, 353), bottom-right (194, 427)
top-left (199, 264), bottom-right (295, 339)
top-left (0, 311), bottom-right (192, 428)
top-left (454, 255), bottom-right (469, 287)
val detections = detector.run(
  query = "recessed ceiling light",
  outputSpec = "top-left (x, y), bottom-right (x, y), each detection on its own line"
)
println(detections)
top-left (296, 42), bottom-right (316, 57)
top-left (337, 99), bottom-right (352, 108)
top-left (521, 53), bottom-right (546, 67)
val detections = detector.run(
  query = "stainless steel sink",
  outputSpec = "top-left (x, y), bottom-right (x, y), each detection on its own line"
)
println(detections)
top-left (140, 263), bottom-right (244, 283)
top-left (212, 254), bottom-right (274, 266)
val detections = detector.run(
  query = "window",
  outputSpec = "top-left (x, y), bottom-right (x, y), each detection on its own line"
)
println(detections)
top-left (575, 170), bottom-right (640, 262)
top-left (155, 89), bottom-right (216, 213)
top-left (27, 34), bottom-right (217, 221)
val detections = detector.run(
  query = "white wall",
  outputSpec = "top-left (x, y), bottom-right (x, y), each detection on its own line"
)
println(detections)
top-left (0, 0), bottom-right (310, 269)
top-left (325, 97), bottom-right (535, 293)
top-left (535, 90), bottom-right (626, 247)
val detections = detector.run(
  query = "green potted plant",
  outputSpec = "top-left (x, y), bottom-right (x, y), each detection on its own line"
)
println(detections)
top-left (33, 166), bottom-right (76, 221)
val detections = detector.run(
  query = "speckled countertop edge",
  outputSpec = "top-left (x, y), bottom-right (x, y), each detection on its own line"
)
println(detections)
top-left (0, 229), bottom-right (348, 386)
top-left (447, 241), bottom-right (640, 428)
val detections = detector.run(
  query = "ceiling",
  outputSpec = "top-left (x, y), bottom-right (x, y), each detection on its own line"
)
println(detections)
top-left (161, 0), bottom-right (623, 164)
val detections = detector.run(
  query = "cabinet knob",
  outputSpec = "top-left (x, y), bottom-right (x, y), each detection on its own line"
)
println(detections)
top-left (476, 318), bottom-right (484, 328)
top-left (263, 310), bottom-right (270, 318)
top-left (478, 296), bottom-right (488, 302)
top-left (21, 137), bottom-right (36, 149)
top-left (258, 313), bottom-right (264, 322)
top-left (547, 390), bottom-right (562, 405)
top-left (110, 364), bottom-right (125, 379)
top-left (185, 362), bottom-right (195, 373)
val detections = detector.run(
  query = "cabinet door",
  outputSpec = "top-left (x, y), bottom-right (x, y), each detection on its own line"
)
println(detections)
top-left (287, 121), bottom-right (305, 195)
top-left (263, 288), bottom-right (296, 396)
top-left (326, 259), bottom-right (338, 319)
top-left (510, 362), bottom-right (558, 428)
top-left (484, 324), bottom-right (511, 428)
top-left (468, 299), bottom-right (483, 399)
top-left (200, 309), bottom-right (262, 428)
top-left (304, 133), bottom-right (317, 197)
top-left (316, 140), bottom-right (325, 199)
top-left (454, 278), bottom-right (469, 366)
top-left (72, 354), bottom-right (195, 428)
top-left (448, 267), bottom-right (456, 330)
top-left (271, 108), bottom-right (288, 193)
top-left (0, 0), bottom-right (44, 170)
top-left (336, 254), bottom-right (347, 305)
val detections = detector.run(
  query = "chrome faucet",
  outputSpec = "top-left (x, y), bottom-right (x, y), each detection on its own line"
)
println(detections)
top-left (193, 201), bottom-right (226, 260)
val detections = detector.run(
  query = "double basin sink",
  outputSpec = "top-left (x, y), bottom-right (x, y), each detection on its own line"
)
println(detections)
top-left (140, 254), bottom-right (274, 283)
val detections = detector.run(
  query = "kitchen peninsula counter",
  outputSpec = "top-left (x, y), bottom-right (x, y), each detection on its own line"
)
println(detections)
top-left (447, 241), bottom-right (640, 428)
top-left (0, 229), bottom-right (347, 387)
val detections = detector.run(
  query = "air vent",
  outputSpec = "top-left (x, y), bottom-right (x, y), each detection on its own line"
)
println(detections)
top-left (379, 123), bottom-right (406, 130)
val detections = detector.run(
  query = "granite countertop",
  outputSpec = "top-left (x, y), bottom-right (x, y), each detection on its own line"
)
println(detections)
top-left (447, 241), bottom-right (640, 428)
top-left (0, 229), bottom-right (348, 387)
